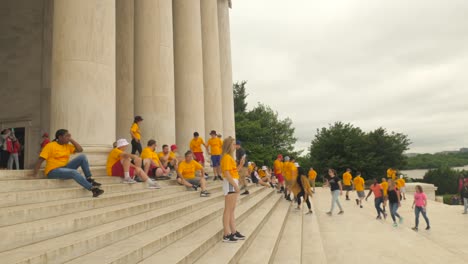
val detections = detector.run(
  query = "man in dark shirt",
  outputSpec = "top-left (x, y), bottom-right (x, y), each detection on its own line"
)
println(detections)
top-left (235, 140), bottom-right (249, 195)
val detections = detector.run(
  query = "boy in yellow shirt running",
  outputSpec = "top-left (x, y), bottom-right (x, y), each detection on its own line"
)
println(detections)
top-left (353, 171), bottom-right (365, 208)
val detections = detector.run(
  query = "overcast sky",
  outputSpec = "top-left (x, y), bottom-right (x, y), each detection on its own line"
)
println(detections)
top-left (230, 0), bottom-right (468, 154)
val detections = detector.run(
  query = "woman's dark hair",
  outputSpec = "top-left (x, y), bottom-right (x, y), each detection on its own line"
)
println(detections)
top-left (54, 129), bottom-right (68, 141)
top-left (328, 168), bottom-right (337, 176)
top-left (416, 185), bottom-right (423, 193)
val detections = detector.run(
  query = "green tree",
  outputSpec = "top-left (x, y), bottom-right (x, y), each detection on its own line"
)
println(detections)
top-left (307, 122), bottom-right (410, 179)
top-left (423, 166), bottom-right (461, 195)
top-left (233, 81), bottom-right (248, 114)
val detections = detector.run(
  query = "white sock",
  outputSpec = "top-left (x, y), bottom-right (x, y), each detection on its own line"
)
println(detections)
top-left (124, 172), bottom-right (131, 180)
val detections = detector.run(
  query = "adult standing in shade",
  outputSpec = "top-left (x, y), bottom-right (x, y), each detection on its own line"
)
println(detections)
top-left (130, 116), bottom-right (143, 155)
top-left (326, 168), bottom-right (344, 216)
top-left (235, 140), bottom-right (249, 195)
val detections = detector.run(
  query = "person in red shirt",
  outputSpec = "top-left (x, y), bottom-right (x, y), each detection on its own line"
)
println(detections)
top-left (40, 133), bottom-right (50, 150)
top-left (366, 178), bottom-right (386, 219)
top-left (7, 137), bottom-right (21, 170)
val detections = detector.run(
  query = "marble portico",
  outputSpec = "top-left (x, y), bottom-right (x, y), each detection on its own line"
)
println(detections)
top-left (0, 0), bottom-right (235, 168)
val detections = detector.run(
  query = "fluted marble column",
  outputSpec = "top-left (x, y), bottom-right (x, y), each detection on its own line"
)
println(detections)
top-left (50, 0), bottom-right (116, 165)
top-left (173, 0), bottom-right (206, 150)
top-left (134, 0), bottom-right (176, 146)
top-left (201, 0), bottom-right (223, 138)
top-left (116, 0), bottom-right (134, 141)
top-left (218, 0), bottom-right (235, 138)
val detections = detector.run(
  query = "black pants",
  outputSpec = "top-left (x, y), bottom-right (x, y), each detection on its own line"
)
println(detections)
top-left (131, 139), bottom-right (142, 155)
top-left (0, 150), bottom-right (9, 168)
top-left (297, 190), bottom-right (311, 210)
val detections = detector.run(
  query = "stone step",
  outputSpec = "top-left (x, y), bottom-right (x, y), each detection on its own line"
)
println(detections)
top-left (301, 198), bottom-right (327, 264)
top-left (140, 187), bottom-right (276, 264)
top-left (0, 184), bottom-right (223, 252)
top-left (0, 179), bottom-right (179, 208)
top-left (0, 176), bottom-right (123, 192)
top-left (238, 200), bottom-right (291, 264)
top-left (0, 167), bottom-right (107, 180)
top-left (194, 189), bottom-right (282, 264)
top-left (0, 182), bottom-right (189, 227)
top-left (272, 202), bottom-right (303, 264)
top-left (0, 186), bottom-right (227, 264)
top-left (65, 187), bottom-right (270, 264)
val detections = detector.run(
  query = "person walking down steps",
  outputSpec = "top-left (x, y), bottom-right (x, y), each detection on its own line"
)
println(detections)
top-left (292, 163), bottom-right (313, 214)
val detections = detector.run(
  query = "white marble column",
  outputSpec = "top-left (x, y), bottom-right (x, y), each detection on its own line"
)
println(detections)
top-left (50, 0), bottom-right (116, 165)
top-left (116, 0), bottom-right (134, 141)
top-left (201, 0), bottom-right (224, 138)
top-left (173, 0), bottom-right (206, 151)
top-left (217, 0), bottom-right (235, 138)
top-left (134, 0), bottom-right (176, 146)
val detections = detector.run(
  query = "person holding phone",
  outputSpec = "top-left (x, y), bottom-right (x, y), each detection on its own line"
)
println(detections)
top-left (235, 140), bottom-right (249, 195)
top-left (221, 137), bottom-right (245, 243)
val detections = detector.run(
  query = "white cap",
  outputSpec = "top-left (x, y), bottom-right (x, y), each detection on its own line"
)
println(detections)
top-left (262, 166), bottom-right (267, 170)
top-left (294, 162), bottom-right (300, 167)
top-left (400, 174), bottom-right (404, 179)
top-left (284, 156), bottom-right (290, 161)
top-left (116, 138), bottom-right (130, 148)
top-left (248, 162), bottom-right (252, 165)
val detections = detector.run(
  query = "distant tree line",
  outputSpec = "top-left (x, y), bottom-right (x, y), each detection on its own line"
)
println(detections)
top-left (403, 152), bottom-right (468, 170)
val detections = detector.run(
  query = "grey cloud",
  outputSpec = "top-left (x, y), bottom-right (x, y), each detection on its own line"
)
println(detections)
top-left (230, 0), bottom-right (468, 153)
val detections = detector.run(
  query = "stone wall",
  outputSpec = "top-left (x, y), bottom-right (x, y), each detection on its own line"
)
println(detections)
top-left (0, 0), bottom-right (47, 168)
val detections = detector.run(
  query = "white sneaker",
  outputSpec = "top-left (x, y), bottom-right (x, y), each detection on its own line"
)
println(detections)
top-left (122, 178), bottom-right (137, 184)
top-left (148, 182), bottom-right (161, 189)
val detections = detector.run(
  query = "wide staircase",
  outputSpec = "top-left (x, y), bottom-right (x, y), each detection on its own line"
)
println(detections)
top-left (1, 169), bottom-right (467, 264)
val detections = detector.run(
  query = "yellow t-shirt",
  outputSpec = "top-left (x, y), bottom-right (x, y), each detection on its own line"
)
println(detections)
top-left (291, 165), bottom-right (298, 180)
top-left (106, 148), bottom-right (123, 176)
top-left (39, 142), bottom-right (76, 176)
top-left (221, 154), bottom-right (239, 179)
top-left (248, 164), bottom-right (254, 174)
top-left (308, 170), bottom-right (317, 180)
top-left (283, 161), bottom-right (293, 181)
top-left (158, 151), bottom-right (176, 161)
top-left (141, 147), bottom-right (161, 166)
top-left (400, 178), bottom-right (406, 187)
top-left (387, 168), bottom-right (397, 180)
top-left (190, 137), bottom-right (205, 153)
top-left (343, 172), bottom-right (353, 186)
top-left (207, 137), bottom-right (223, 155)
top-left (130, 123), bottom-right (141, 140)
top-left (380, 181), bottom-right (389, 196)
top-left (258, 169), bottom-right (266, 178)
top-left (353, 176), bottom-right (365, 191)
top-left (178, 159), bottom-right (203, 179)
top-left (273, 160), bottom-right (283, 175)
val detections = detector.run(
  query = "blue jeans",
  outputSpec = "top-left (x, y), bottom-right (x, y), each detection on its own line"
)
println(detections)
top-left (374, 197), bottom-right (384, 217)
top-left (414, 206), bottom-right (430, 228)
top-left (330, 190), bottom-right (343, 212)
top-left (48, 154), bottom-right (93, 190)
top-left (389, 202), bottom-right (401, 222)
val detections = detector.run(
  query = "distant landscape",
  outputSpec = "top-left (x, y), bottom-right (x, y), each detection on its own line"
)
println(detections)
top-left (403, 148), bottom-right (468, 170)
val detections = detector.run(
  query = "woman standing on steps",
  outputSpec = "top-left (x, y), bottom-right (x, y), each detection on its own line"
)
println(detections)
top-left (325, 168), bottom-right (344, 216)
top-left (130, 116), bottom-right (143, 155)
top-left (412, 185), bottom-right (430, 231)
top-left (221, 137), bottom-right (246, 243)
top-left (292, 163), bottom-right (313, 214)
top-left (387, 180), bottom-right (403, 227)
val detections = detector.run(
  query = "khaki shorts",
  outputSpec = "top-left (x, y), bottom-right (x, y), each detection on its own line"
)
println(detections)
top-left (239, 167), bottom-right (248, 178)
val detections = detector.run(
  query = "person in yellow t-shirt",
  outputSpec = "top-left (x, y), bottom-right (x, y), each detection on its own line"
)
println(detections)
top-left (380, 178), bottom-right (389, 214)
top-left (308, 167), bottom-right (317, 193)
top-left (141, 140), bottom-right (170, 179)
top-left (177, 150), bottom-right (210, 197)
top-left (106, 138), bottom-right (160, 189)
top-left (130, 116), bottom-right (143, 155)
top-left (220, 136), bottom-right (245, 242)
top-left (257, 166), bottom-right (274, 188)
top-left (190, 131), bottom-right (207, 166)
top-left (283, 156), bottom-right (294, 201)
top-left (342, 168), bottom-right (353, 200)
top-left (396, 175), bottom-right (407, 200)
top-left (32, 129), bottom-right (104, 197)
top-left (158, 144), bottom-right (178, 169)
top-left (387, 168), bottom-right (397, 181)
top-left (207, 130), bottom-right (224, 181)
top-left (273, 154), bottom-right (285, 193)
top-left (353, 171), bottom-right (365, 208)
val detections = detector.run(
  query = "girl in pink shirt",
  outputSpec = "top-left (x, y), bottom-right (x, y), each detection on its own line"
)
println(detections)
top-left (411, 185), bottom-right (430, 231)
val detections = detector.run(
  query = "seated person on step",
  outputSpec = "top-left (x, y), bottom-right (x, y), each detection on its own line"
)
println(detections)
top-left (141, 140), bottom-right (170, 179)
top-left (106, 139), bottom-right (160, 189)
top-left (158, 144), bottom-right (178, 171)
top-left (177, 150), bottom-right (210, 197)
top-left (32, 129), bottom-right (104, 197)
top-left (258, 165), bottom-right (275, 188)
